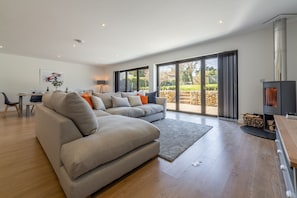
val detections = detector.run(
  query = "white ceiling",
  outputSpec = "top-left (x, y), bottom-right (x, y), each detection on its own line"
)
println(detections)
top-left (0, 0), bottom-right (297, 66)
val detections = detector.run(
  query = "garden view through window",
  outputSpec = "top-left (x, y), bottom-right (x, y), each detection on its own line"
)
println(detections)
top-left (116, 66), bottom-right (149, 92)
top-left (157, 56), bottom-right (218, 116)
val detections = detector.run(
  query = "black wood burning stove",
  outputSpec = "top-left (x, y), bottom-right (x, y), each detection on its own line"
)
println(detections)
top-left (263, 81), bottom-right (296, 131)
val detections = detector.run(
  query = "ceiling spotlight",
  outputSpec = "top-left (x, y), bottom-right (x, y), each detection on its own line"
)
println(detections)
top-left (100, 23), bottom-right (107, 29)
top-left (219, 20), bottom-right (224, 24)
top-left (0, 45), bottom-right (3, 49)
top-left (73, 44), bottom-right (77, 48)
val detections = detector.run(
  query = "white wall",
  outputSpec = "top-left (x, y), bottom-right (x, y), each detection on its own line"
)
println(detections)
top-left (104, 20), bottom-right (297, 119)
top-left (0, 54), bottom-right (103, 110)
top-left (287, 20), bottom-right (297, 83)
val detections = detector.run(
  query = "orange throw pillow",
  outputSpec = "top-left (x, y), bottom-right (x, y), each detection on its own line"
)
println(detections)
top-left (81, 93), bottom-right (94, 108)
top-left (137, 94), bottom-right (148, 104)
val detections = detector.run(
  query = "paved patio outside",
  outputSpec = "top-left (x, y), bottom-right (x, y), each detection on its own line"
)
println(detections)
top-left (167, 102), bottom-right (218, 116)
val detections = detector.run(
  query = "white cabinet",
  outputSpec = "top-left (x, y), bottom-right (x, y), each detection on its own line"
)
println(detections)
top-left (275, 115), bottom-right (297, 198)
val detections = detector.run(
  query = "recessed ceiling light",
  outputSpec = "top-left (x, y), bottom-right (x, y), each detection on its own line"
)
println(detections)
top-left (219, 20), bottom-right (224, 24)
top-left (73, 39), bottom-right (84, 48)
top-left (74, 39), bottom-right (85, 44)
top-left (57, 55), bottom-right (61, 58)
top-left (101, 23), bottom-right (106, 28)
top-left (0, 45), bottom-right (3, 49)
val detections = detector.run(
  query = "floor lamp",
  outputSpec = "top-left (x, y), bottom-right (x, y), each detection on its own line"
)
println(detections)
top-left (97, 80), bottom-right (106, 93)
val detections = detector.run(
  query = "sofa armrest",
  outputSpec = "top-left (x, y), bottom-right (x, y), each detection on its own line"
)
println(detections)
top-left (156, 97), bottom-right (167, 118)
top-left (156, 97), bottom-right (166, 106)
top-left (35, 105), bottom-right (83, 175)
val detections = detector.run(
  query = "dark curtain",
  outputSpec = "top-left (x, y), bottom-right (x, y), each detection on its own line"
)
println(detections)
top-left (218, 51), bottom-right (238, 119)
top-left (114, 71), bottom-right (119, 92)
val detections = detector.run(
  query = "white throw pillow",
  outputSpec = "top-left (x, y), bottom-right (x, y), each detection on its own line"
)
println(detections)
top-left (91, 95), bottom-right (106, 110)
top-left (128, 96), bottom-right (142, 107)
top-left (111, 96), bottom-right (131, 108)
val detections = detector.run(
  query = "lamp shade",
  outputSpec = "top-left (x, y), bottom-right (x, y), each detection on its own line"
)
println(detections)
top-left (97, 80), bottom-right (106, 85)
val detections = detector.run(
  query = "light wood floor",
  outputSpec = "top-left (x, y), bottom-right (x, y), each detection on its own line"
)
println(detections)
top-left (0, 111), bottom-right (285, 198)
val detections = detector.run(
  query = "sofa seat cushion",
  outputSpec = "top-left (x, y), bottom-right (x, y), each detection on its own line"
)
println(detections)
top-left (135, 104), bottom-right (164, 116)
top-left (93, 110), bottom-right (111, 117)
top-left (60, 115), bottom-right (160, 180)
top-left (106, 107), bottom-right (145, 118)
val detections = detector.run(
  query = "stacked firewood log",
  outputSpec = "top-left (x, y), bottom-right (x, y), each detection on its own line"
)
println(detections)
top-left (243, 113), bottom-right (264, 128)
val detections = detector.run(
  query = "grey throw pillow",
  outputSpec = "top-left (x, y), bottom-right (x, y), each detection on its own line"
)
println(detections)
top-left (52, 92), bottom-right (98, 136)
top-left (91, 95), bottom-right (106, 110)
top-left (128, 96), bottom-right (142, 107)
top-left (111, 96), bottom-right (131, 108)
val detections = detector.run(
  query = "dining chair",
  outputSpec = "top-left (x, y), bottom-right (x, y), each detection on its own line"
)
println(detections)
top-left (1, 92), bottom-right (20, 117)
top-left (28, 94), bottom-right (43, 114)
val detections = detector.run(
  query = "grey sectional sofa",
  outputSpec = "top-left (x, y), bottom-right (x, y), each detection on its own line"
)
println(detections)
top-left (92, 92), bottom-right (167, 122)
top-left (35, 91), bottom-right (161, 198)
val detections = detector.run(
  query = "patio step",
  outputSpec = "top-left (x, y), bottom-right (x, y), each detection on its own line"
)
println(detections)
top-left (180, 92), bottom-right (191, 103)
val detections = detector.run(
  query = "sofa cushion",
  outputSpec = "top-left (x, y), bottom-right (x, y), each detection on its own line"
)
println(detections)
top-left (93, 109), bottom-right (111, 117)
top-left (137, 94), bottom-right (148, 104)
top-left (135, 104), bottom-right (164, 115)
top-left (121, 92), bottom-right (137, 98)
top-left (128, 96), bottom-right (142, 107)
top-left (42, 91), bottom-right (54, 109)
top-left (93, 92), bottom-right (121, 109)
top-left (43, 90), bottom-right (66, 110)
top-left (50, 91), bottom-right (68, 110)
top-left (81, 93), bottom-right (94, 108)
top-left (106, 107), bottom-right (145, 118)
top-left (145, 91), bottom-right (157, 103)
top-left (111, 96), bottom-right (131, 108)
top-left (52, 92), bottom-right (99, 136)
top-left (60, 115), bottom-right (160, 179)
top-left (91, 95), bottom-right (106, 110)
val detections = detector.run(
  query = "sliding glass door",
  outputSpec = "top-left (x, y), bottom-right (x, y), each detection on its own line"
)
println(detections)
top-left (157, 64), bottom-right (176, 111)
top-left (157, 56), bottom-right (218, 116)
top-left (179, 60), bottom-right (202, 113)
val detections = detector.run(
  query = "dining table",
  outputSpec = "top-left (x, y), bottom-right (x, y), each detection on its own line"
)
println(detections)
top-left (18, 92), bottom-right (43, 116)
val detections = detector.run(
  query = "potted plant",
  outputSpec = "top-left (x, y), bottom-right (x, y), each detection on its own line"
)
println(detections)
top-left (52, 76), bottom-right (63, 90)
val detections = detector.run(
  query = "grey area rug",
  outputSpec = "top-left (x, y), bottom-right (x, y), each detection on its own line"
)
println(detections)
top-left (152, 118), bottom-right (213, 162)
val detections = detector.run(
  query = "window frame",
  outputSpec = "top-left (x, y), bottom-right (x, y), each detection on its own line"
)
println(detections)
top-left (114, 66), bottom-right (149, 92)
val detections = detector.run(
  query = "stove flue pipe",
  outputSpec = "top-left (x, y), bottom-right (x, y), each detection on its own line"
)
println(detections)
top-left (273, 18), bottom-right (287, 81)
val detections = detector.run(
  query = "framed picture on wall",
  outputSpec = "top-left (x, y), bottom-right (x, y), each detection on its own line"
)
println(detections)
top-left (39, 69), bottom-right (64, 90)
